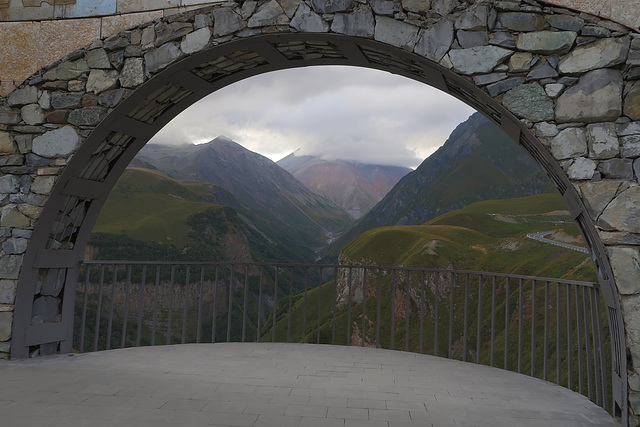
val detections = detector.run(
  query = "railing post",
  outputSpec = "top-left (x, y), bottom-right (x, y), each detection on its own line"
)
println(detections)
top-left (79, 265), bottom-right (90, 353)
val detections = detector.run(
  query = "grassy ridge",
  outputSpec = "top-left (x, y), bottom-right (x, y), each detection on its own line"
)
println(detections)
top-left (92, 167), bottom-right (227, 248)
top-left (341, 193), bottom-right (594, 282)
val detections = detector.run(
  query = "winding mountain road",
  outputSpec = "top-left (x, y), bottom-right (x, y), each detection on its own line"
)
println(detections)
top-left (526, 230), bottom-right (589, 254)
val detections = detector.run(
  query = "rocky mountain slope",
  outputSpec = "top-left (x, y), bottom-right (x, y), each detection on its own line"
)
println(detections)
top-left (277, 153), bottom-right (411, 219)
top-left (324, 112), bottom-right (554, 258)
top-left (134, 136), bottom-right (353, 261)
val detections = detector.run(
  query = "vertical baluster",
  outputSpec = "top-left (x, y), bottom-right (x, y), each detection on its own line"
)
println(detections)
top-left (391, 269), bottom-right (396, 350)
top-left (121, 264), bottom-right (132, 349)
top-left (347, 267), bottom-right (353, 346)
top-left (212, 266), bottom-right (219, 343)
top-left (405, 270), bottom-right (410, 352)
top-left (317, 267), bottom-right (322, 345)
top-left (79, 264), bottom-right (90, 353)
top-left (448, 272), bottom-right (454, 359)
top-left (376, 268), bottom-right (382, 348)
top-left (490, 276), bottom-right (496, 367)
top-left (272, 267), bottom-right (278, 343)
top-left (589, 287), bottom-right (601, 406)
top-left (544, 281), bottom-right (549, 381)
top-left (518, 278), bottom-right (523, 374)
top-left (530, 280), bottom-right (537, 377)
top-left (576, 284), bottom-right (584, 395)
top-left (556, 282), bottom-right (561, 385)
top-left (287, 267), bottom-right (293, 343)
top-left (582, 287), bottom-right (593, 400)
top-left (332, 266), bottom-right (337, 345)
top-left (106, 265), bottom-right (118, 350)
top-left (167, 265), bottom-right (175, 345)
top-left (242, 265), bottom-right (249, 343)
top-left (94, 264), bottom-right (105, 352)
top-left (504, 277), bottom-right (510, 370)
top-left (420, 271), bottom-right (425, 354)
top-left (227, 267), bottom-right (233, 343)
top-left (257, 267), bottom-right (263, 343)
top-left (136, 265), bottom-right (147, 347)
top-left (197, 266), bottom-right (204, 344)
top-left (463, 273), bottom-right (469, 362)
top-left (567, 283), bottom-right (573, 390)
top-left (302, 267), bottom-right (308, 344)
top-left (151, 265), bottom-right (160, 346)
top-left (476, 275), bottom-right (483, 364)
top-left (363, 268), bottom-right (368, 348)
top-left (182, 265), bottom-right (191, 345)
top-left (434, 272), bottom-right (439, 357)
top-left (594, 288), bottom-right (608, 411)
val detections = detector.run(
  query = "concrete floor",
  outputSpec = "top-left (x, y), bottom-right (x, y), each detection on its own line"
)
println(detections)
top-left (0, 343), bottom-right (618, 427)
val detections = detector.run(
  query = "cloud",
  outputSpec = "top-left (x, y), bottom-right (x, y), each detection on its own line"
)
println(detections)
top-left (149, 66), bottom-right (475, 168)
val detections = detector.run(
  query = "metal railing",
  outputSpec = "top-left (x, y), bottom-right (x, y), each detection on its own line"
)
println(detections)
top-left (74, 260), bottom-right (611, 412)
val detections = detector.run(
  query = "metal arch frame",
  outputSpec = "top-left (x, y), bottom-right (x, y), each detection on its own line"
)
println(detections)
top-left (11, 32), bottom-right (627, 422)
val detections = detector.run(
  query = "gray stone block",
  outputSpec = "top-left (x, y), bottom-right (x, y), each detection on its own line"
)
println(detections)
top-left (587, 122), bottom-right (619, 159)
top-left (597, 158), bottom-right (634, 179)
top-left (559, 37), bottom-right (630, 74)
top-left (248, 0), bottom-right (288, 27)
top-left (516, 31), bottom-right (577, 55)
top-left (291, 3), bottom-right (329, 32)
top-left (145, 43), bottom-right (182, 75)
top-left (310, 0), bottom-right (354, 14)
top-left (332, 7), bottom-right (375, 37)
top-left (498, 12), bottom-right (545, 32)
top-left (374, 16), bottom-right (419, 51)
top-left (32, 126), bottom-right (81, 159)
top-left (503, 82), bottom-right (554, 122)
top-left (415, 18), bottom-right (454, 62)
top-left (448, 45), bottom-right (512, 74)
top-left (556, 68), bottom-right (623, 123)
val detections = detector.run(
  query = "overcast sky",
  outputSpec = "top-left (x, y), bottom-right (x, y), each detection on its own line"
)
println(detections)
top-left (149, 66), bottom-right (476, 169)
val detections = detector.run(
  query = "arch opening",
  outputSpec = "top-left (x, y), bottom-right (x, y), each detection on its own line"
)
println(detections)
top-left (3, 3), bottom-right (635, 423)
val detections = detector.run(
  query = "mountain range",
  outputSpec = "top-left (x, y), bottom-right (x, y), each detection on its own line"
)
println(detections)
top-left (93, 112), bottom-right (556, 265)
top-left (277, 153), bottom-right (411, 219)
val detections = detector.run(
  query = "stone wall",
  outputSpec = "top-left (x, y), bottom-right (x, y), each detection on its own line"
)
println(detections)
top-left (0, 1), bottom-right (638, 96)
top-left (0, 0), bottom-right (223, 96)
top-left (0, 0), bottom-right (639, 423)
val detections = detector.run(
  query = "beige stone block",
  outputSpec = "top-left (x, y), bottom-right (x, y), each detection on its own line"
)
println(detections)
top-left (0, 22), bottom-right (43, 82)
top-left (0, 81), bottom-right (18, 98)
top-left (542, 1), bottom-right (612, 20)
top-left (40, 18), bottom-right (101, 71)
top-left (0, 19), bottom-right (100, 91)
top-left (101, 10), bottom-right (162, 38)
top-left (117, 0), bottom-right (180, 14)
top-left (612, 0), bottom-right (640, 30)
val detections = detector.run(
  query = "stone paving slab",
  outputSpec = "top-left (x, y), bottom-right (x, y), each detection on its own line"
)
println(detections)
top-left (0, 343), bottom-right (619, 427)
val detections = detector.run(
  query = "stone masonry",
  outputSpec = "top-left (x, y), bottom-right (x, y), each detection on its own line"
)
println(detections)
top-left (0, 0), bottom-right (639, 424)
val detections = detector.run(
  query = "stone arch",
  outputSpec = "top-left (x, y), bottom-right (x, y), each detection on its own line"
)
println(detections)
top-left (1, 0), bottom-right (638, 424)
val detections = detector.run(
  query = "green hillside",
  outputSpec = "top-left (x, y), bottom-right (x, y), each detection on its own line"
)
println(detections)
top-left (92, 167), bottom-right (225, 247)
top-left (341, 193), bottom-right (594, 282)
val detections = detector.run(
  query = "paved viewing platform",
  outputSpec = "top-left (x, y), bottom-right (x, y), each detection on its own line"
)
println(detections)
top-left (0, 343), bottom-right (617, 426)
